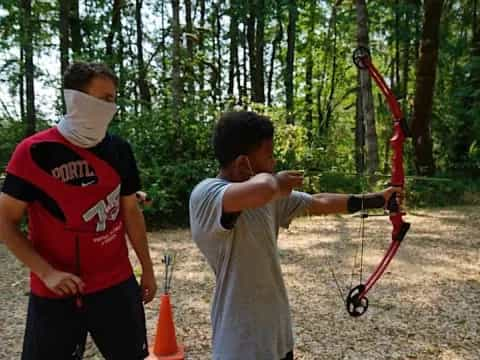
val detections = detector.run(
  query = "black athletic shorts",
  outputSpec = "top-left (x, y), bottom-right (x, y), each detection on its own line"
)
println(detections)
top-left (21, 275), bottom-right (148, 360)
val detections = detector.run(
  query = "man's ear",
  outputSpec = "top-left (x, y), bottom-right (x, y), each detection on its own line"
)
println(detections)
top-left (234, 155), bottom-right (253, 178)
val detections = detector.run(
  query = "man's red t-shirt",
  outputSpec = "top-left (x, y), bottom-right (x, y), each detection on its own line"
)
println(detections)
top-left (6, 127), bottom-right (133, 297)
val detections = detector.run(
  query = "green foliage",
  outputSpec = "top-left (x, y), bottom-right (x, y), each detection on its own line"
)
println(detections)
top-left (110, 108), bottom-right (217, 226)
top-left (408, 176), bottom-right (480, 208)
top-left (0, 119), bottom-right (24, 167)
top-left (0, 0), bottom-right (479, 228)
top-left (141, 159), bottom-right (216, 227)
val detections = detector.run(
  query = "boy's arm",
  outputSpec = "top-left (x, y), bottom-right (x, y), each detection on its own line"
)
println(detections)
top-left (307, 187), bottom-right (401, 216)
top-left (0, 193), bottom-right (84, 296)
top-left (222, 171), bottom-right (303, 213)
top-left (121, 193), bottom-right (157, 303)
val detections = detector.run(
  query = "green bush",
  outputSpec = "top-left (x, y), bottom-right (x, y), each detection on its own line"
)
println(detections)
top-left (141, 159), bottom-right (216, 227)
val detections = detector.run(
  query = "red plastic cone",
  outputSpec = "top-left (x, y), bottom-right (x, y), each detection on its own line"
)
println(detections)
top-left (147, 294), bottom-right (185, 360)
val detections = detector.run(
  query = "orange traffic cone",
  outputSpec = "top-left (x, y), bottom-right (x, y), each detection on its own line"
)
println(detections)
top-left (147, 294), bottom-right (185, 360)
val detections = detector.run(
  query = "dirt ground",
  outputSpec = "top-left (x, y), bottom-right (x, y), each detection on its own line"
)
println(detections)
top-left (1, 206), bottom-right (479, 359)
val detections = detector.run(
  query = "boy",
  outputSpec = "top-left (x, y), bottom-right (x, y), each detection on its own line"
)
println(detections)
top-left (189, 111), bottom-right (399, 360)
top-left (0, 62), bottom-right (156, 359)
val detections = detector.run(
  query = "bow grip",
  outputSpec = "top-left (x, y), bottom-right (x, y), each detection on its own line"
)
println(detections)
top-left (387, 192), bottom-right (399, 213)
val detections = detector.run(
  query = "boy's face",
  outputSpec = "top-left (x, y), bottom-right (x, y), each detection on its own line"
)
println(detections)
top-left (248, 138), bottom-right (276, 174)
top-left (84, 76), bottom-right (117, 103)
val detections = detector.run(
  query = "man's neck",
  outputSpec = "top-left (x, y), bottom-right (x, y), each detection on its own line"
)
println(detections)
top-left (218, 167), bottom-right (245, 182)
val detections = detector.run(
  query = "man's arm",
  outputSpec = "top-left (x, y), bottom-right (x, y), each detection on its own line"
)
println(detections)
top-left (121, 194), bottom-right (157, 303)
top-left (0, 193), bottom-right (84, 296)
top-left (307, 187), bottom-right (401, 216)
top-left (223, 171), bottom-right (304, 213)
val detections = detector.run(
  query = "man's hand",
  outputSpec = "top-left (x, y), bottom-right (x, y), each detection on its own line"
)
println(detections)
top-left (42, 268), bottom-right (85, 297)
top-left (274, 170), bottom-right (304, 198)
top-left (140, 268), bottom-right (157, 304)
top-left (380, 186), bottom-right (403, 211)
top-left (135, 191), bottom-right (152, 207)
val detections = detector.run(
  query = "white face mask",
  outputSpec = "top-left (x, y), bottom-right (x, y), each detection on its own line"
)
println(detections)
top-left (57, 89), bottom-right (117, 148)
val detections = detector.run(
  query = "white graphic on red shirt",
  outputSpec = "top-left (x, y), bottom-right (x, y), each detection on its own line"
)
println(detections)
top-left (82, 184), bottom-right (121, 232)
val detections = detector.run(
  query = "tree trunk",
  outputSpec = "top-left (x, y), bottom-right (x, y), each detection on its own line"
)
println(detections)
top-left (254, 0), bottom-right (265, 103)
top-left (403, 0), bottom-right (416, 117)
top-left (267, 3), bottom-right (283, 107)
top-left (285, 0), bottom-right (297, 124)
top-left (21, 0), bottom-right (36, 136)
top-left (228, 5), bottom-right (239, 100)
top-left (325, 5), bottom-right (338, 131)
top-left (356, 0), bottom-right (379, 174)
top-left (247, 0), bottom-right (256, 102)
top-left (160, 0), bottom-right (168, 107)
top-left (171, 0), bottom-right (183, 115)
top-left (105, 0), bottom-right (122, 62)
top-left (19, 47), bottom-right (25, 122)
top-left (198, 0), bottom-right (205, 94)
top-left (185, 0), bottom-right (195, 100)
top-left (410, 0), bottom-right (443, 176)
top-left (242, 24), bottom-right (248, 104)
top-left (305, 0), bottom-right (315, 135)
top-left (317, 3), bottom-right (334, 135)
top-left (355, 72), bottom-right (365, 174)
top-left (136, 0), bottom-right (151, 111)
top-left (209, 2), bottom-right (221, 107)
top-left (216, 3), bottom-right (222, 107)
top-left (474, 0), bottom-right (478, 37)
top-left (59, 0), bottom-right (70, 113)
top-left (452, 0), bottom-right (478, 173)
top-left (117, 18), bottom-right (125, 118)
top-left (70, 0), bottom-right (82, 57)
top-left (394, 0), bottom-right (401, 90)
top-left (235, 21), bottom-right (243, 106)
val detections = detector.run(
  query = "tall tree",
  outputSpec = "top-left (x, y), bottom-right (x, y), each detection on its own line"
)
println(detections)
top-left (355, 71), bottom-right (365, 174)
top-left (209, 1), bottom-right (222, 107)
top-left (136, 0), bottom-right (151, 111)
top-left (184, 0), bottom-right (195, 100)
top-left (247, 0), bottom-right (257, 102)
top-left (228, 4), bottom-right (239, 101)
top-left (285, 0), bottom-right (297, 124)
top-left (356, 0), bottom-right (379, 174)
top-left (105, 0), bottom-right (123, 62)
top-left (254, 0), bottom-right (265, 103)
top-left (21, 0), bottom-right (36, 136)
top-left (20, 47), bottom-right (25, 122)
top-left (305, 1), bottom-right (315, 134)
top-left (317, 3), bottom-right (334, 135)
top-left (267, 1), bottom-right (283, 106)
top-left (198, 0), bottom-right (206, 95)
top-left (70, 0), bottom-right (82, 57)
top-left (59, 0), bottom-right (71, 112)
top-left (451, 0), bottom-right (479, 173)
top-left (324, 4), bottom-right (338, 132)
top-left (171, 0), bottom-right (183, 115)
top-left (410, 0), bottom-right (443, 175)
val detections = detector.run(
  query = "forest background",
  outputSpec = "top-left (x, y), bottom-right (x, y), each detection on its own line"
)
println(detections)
top-left (0, 0), bottom-right (479, 226)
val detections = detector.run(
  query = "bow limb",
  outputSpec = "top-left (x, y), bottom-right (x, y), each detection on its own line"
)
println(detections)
top-left (346, 47), bottom-right (411, 317)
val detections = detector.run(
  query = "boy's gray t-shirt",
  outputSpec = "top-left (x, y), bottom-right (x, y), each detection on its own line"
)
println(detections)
top-left (189, 178), bottom-right (313, 360)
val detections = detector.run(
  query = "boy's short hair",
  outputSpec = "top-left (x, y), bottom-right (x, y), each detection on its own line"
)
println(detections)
top-left (213, 111), bottom-right (274, 168)
top-left (63, 62), bottom-right (118, 92)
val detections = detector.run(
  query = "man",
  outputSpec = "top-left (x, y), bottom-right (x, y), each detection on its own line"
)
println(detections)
top-left (189, 111), bottom-right (400, 360)
top-left (0, 62), bottom-right (156, 359)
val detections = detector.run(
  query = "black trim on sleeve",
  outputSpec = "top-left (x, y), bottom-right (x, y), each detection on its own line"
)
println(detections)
top-left (2, 173), bottom-right (66, 221)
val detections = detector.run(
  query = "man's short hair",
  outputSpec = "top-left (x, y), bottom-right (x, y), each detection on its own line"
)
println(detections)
top-left (213, 111), bottom-right (274, 168)
top-left (63, 62), bottom-right (118, 92)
